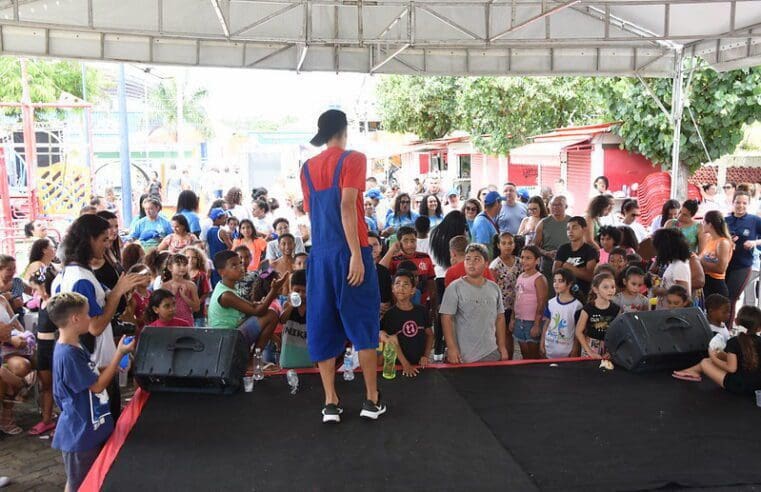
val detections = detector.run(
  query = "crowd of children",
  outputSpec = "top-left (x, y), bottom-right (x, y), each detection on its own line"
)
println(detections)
top-left (5, 177), bottom-right (761, 490)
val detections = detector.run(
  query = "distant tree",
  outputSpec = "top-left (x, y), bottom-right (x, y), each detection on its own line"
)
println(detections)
top-left (0, 57), bottom-right (107, 117)
top-left (149, 79), bottom-right (213, 139)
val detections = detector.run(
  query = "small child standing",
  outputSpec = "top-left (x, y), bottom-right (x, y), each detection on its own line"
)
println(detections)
top-left (663, 285), bottom-right (691, 309)
top-left (145, 289), bottom-right (193, 327)
top-left (161, 254), bottom-right (200, 326)
top-left (183, 246), bottom-right (212, 327)
top-left (123, 264), bottom-right (152, 336)
top-left (279, 269), bottom-right (311, 369)
top-left (575, 273), bottom-right (621, 359)
top-left (489, 232), bottom-right (520, 360)
top-left (613, 266), bottom-right (649, 313)
top-left (541, 268), bottom-right (583, 359)
top-left (598, 226), bottom-right (622, 265)
top-left (511, 246), bottom-right (548, 360)
top-left (439, 244), bottom-right (508, 364)
top-left (48, 292), bottom-right (135, 492)
top-left (381, 271), bottom-right (434, 377)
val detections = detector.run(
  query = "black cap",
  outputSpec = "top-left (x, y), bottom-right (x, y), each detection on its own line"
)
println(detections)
top-left (310, 109), bottom-right (348, 147)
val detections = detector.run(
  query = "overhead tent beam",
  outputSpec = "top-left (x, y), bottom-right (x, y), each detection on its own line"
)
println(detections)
top-left (210, 0), bottom-right (231, 38)
top-left (370, 42), bottom-right (410, 72)
top-left (670, 48), bottom-right (685, 200)
top-left (2, 0), bottom-right (760, 74)
top-left (490, 0), bottom-right (581, 42)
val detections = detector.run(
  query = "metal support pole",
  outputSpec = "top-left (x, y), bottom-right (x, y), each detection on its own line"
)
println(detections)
top-left (19, 58), bottom-right (38, 220)
top-left (81, 63), bottom-right (92, 172)
top-left (669, 48), bottom-right (684, 200)
top-left (118, 64), bottom-right (133, 226)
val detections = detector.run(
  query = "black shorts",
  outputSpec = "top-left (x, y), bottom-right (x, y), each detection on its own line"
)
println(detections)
top-left (723, 373), bottom-right (753, 395)
top-left (37, 339), bottom-right (55, 371)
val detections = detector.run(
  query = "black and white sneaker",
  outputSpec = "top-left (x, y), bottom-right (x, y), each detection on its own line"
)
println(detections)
top-left (359, 394), bottom-right (387, 420)
top-left (322, 403), bottom-right (343, 424)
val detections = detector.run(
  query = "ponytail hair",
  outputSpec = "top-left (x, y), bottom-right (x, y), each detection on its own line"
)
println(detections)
top-left (734, 305), bottom-right (761, 372)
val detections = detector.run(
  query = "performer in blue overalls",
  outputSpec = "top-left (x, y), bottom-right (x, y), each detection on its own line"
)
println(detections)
top-left (301, 110), bottom-right (386, 424)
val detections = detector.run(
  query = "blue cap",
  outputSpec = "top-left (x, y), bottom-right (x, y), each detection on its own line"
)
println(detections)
top-left (517, 188), bottom-right (530, 201)
top-left (483, 191), bottom-right (505, 207)
top-left (447, 188), bottom-right (459, 197)
top-left (365, 188), bottom-right (382, 200)
top-left (209, 208), bottom-right (227, 221)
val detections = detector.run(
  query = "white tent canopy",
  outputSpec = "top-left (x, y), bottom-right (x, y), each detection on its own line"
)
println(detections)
top-left (0, 0), bottom-right (759, 76)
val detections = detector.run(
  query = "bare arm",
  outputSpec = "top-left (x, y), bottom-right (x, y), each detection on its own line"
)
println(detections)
top-left (441, 314), bottom-right (461, 364)
top-left (496, 313), bottom-right (508, 359)
top-left (91, 336), bottom-right (134, 393)
top-left (341, 187), bottom-right (364, 286)
top-left (90, 274), bottom-right (144, 337)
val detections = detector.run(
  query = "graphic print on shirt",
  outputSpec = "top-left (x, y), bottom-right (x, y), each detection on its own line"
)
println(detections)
top-left (401, 320), bottom-right (420, 338)
top-left (88, 361), bottom-right (111, 430)
top-left (565, 256), bottom-right (585, 267)
top-left (548, 312), bottom-right (572, 342)
top-left (588, 313), bottom-right (610, 334)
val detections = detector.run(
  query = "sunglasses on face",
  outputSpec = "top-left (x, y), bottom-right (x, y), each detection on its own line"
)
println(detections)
top-left (400, 200), bottom-right (410, 204)
top-left (465, 207), bottom-right (477, 212)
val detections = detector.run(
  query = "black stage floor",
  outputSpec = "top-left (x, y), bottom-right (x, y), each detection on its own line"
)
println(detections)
top-left (101, 362), bottom-right (761, 491)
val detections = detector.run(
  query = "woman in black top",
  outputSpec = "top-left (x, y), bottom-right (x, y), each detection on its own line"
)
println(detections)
top-left (92, 211), bottom-right (127, 421)
top-left (27, 267), bottom-right (58, 435)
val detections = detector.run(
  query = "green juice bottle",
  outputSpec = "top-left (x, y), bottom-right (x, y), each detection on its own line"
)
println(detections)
top-left (382, 342), bottom-right (397, 380)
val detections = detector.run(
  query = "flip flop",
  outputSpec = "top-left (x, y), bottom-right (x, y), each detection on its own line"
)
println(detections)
top-left (27, 421), bottom-right (56, 436)
top-left (262, 363), bottom-right (280, 373)
top-left (672, 371), bottom-right (702, 382)
top-left (0, 421), bottom-right (23, 436)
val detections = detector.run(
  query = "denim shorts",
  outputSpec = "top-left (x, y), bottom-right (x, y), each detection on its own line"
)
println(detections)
top-left (238, 316), bottom-right (262, 348)
top-left (513, 318), bottom-right (541, 344)
top-left (63, 446), bottom-right (102, 491)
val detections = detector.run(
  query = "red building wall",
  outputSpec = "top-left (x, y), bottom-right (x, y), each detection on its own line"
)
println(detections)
top-left (603, 148), bottom-right (660, 190)
top-left (509, 164), bottom-right (539, 187)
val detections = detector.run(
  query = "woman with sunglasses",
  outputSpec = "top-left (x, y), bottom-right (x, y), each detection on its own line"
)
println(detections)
top-left (461, 199), bottom-right (482, 239)
top-left (518, 196), bottom-right (548, 246)
top-left (620, 199), bottom-right (648, 243)
top-left (382, 193), bottom-right (419, 237)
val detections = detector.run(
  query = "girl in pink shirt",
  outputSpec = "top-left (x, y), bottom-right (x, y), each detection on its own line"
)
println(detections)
top-left (146, 289), bottom-right (193, 328)
top-left (511, 246), bottom-right (548, 360)
top-left (161, 254), bottom-right (200, 325)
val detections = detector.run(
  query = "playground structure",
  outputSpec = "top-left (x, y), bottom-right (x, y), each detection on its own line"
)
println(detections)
top-left (0, 99), bottom-right (94, 257)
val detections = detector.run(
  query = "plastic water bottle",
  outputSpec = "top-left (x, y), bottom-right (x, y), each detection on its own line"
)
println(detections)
top-left (286, 369), bottom-right (299, 395)
top-left (119, 336), bottom-right (133, 387)
top-left (342, 347), bottom-right (355, 381)
top-left (289, 292), bottom-right (302, 308)
top-left (253, 348), bottom-right (264, 381)
top-left (382, 342), bottom-right (397, 380)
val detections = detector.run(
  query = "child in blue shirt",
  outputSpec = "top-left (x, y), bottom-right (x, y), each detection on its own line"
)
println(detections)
top-left (48, 292), bottom-right (136, 492)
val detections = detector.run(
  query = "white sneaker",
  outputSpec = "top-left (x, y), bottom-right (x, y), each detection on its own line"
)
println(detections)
top-left (0, 476), bottom-right (11, 488)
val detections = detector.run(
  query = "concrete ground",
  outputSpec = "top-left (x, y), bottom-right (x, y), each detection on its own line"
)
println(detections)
top-left (0, 383), bottom-right (136, 492)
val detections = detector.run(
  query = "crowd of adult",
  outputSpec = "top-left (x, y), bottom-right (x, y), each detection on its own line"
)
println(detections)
top-left (3, 141), bottom-right (761, 489)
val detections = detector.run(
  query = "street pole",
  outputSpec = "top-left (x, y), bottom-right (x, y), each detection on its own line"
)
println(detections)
top-left (670, 49), bottom-right (685, 201)
top-left (118, 64), bottom-right (133, 225)
top-left (19, 58), bottom-right (38, 219)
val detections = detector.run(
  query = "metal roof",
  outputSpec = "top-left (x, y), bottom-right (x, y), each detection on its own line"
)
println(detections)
top-left (509, 135), bottom-right (590, 165)
top-left (0, 0), bottom-right (759, 76)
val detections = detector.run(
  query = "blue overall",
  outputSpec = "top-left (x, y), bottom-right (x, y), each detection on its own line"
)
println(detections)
top-left (302, 151), bottom-right (380, 362)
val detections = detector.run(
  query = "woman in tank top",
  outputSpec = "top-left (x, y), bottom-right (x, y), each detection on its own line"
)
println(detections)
top-left (700, 210), bottom-right (732, 298)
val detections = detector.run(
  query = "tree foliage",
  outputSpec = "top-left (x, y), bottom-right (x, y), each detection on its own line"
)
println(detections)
top-left (0, 57), bottom-right (107, 117)
top-left (375, 76), bottom-right (460, 141)
top-left (599, 62), bottom-right (761, 171)
top-left (376, 75), bottom-right (605, 155)
top-left (457, 77), bottom-right (605, 156)
top-left (149, 79), bottom-right (213, 139)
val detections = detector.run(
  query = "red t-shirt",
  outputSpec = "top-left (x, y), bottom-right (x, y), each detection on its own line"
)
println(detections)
top-left (300, 147), bottom-right (369, 247)
top-left (149, 317), bottom-right (193, 328)
top-left (444, 261), bottom-right (495, 288)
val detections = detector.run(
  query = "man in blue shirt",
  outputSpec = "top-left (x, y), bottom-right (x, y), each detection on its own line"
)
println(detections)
top-left (472, 191), bottom-right (502, 258)
top-left (497, 182), bottom-right (527, 234)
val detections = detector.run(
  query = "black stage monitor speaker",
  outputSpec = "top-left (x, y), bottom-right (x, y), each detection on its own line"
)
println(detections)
top-left (134, 327), bottom-right (248, 394)
top-left (605, 307), bottom-right (712, 373)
